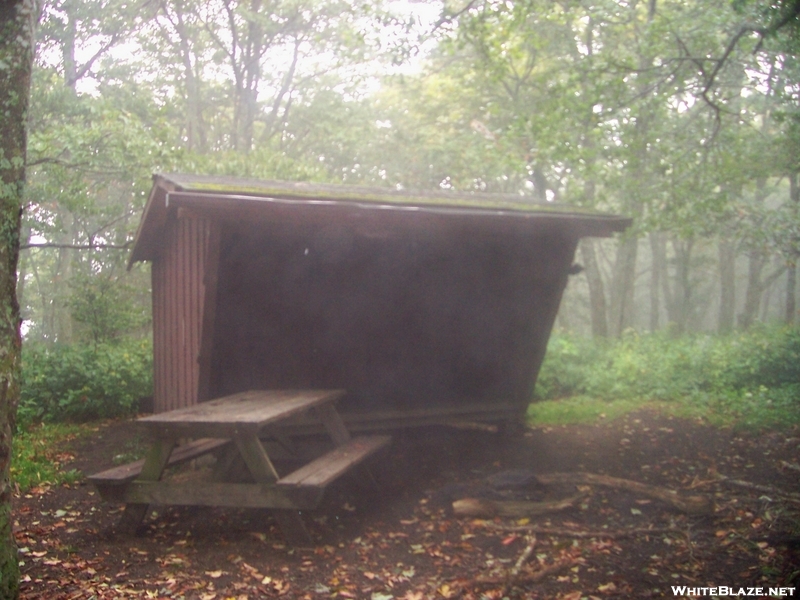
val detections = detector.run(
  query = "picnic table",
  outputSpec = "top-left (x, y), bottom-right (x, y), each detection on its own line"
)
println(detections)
top-left (89, 389), bottom-right (391, 547)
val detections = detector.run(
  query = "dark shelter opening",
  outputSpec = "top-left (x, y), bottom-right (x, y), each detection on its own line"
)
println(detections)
top-left (130, 174), bottom-right (630, 430)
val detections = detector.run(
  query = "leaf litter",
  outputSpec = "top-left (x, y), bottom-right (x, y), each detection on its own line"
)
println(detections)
top-left (15, 410), bottom-right (800, 598)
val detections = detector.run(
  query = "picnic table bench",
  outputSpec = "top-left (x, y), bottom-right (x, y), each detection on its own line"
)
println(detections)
top-left (88, 389), bottom-right (390, 547)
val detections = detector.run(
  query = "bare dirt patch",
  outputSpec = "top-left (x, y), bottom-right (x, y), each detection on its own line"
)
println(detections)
top-left (15, 410), bottom-right (800, 599)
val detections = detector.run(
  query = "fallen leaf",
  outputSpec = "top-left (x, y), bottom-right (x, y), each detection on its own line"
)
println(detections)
top-left (502, 535), bottom-right (519, 545)
top-left (598, 582), bottom-right (617, 592)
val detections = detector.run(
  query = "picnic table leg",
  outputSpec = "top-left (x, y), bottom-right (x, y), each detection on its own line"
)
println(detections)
top-left (312, 403), bottom-right (378, 491)
top-left (233, 433), bottom-right (313, 548)
top-left (312, 403), bottom-right (351, 446)
top-left (118, 438), bottom-right (176, 533)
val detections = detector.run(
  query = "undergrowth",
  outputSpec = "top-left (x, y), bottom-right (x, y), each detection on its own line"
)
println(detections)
top-left (19, 339), bottom-right (153, 426)
top-left (11, 423), bottom-right (87, 493)
top-left (530, 325), bottom-right (800, 428)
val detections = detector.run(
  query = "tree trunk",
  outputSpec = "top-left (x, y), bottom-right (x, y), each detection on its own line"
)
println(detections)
top-left (169, 4), bottom-right (206, 152)
top-left (672, 238), bottom-right (694, 335)
top-left (0, 0), bottom-right (36, 596)
top-left (718, 237), bottom-right (737, 333)
top-left (739, 249), bottom-right (766, 329)
top-left (649, 232), bottom-right (667, 332)
top-left (63, 3), bottom-right (78, 90)
top-left (608, 235), bottom-right (638, 338)
top-left (787, 171), bottom-right (798, 324)
top-left (233, 0), bottom-right (263, 152)
top-left (579, 238), bottom-right (607, 337)
top-left (739, 179), bottom-right (769, 329)
top-left (788, 262), bottom-right (798, 325)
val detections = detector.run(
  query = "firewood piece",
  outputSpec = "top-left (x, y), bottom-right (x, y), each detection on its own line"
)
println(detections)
top-left (480, 522), bottom-right (681, 538)
top-left (452, 493), bottom-right (585, 518)
top-left (718, 477), bottom-right (800, 505)
top-left (537, 472), bottom-right (715, 515)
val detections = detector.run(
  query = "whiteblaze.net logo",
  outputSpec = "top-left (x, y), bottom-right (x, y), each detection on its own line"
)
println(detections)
top-left (671, 586), bottom-right (795, 597)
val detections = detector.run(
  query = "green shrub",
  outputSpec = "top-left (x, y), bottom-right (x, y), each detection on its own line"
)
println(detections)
top-left (533, 334), bottom-right (606, 400)
top-left (19, 339), bottom-right (153, 426)
top-left (532, 326), bottom-right (800, 428)
top-left (536, 326), bottom-right (800, 403)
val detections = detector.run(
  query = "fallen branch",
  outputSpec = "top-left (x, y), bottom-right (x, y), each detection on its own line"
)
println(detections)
top-left (717, 477), bottom-right (800, 505)
top-left (479, 522), bottom-right (681, 539)
top-left (509, 535), bottom-right (536, 579)
top-left (470, 556), bottom-right (580, 587)
top-left (537, 472), bottom-right (715, 515)
top-left (452, 493), bottom-right (585, 518)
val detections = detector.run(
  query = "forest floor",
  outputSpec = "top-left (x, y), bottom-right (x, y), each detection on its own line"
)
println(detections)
top-left (14, 409), bottom-right (800, 599)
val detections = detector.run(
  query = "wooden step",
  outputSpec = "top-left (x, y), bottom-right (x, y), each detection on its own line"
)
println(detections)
top-left (277, 435), bottom-right (391, 490)
top-left (88, 437), bottom-right (230, 490)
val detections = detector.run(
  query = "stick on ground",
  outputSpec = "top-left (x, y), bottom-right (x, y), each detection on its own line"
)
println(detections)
top-left (536, 472), bottom-right (715, 515)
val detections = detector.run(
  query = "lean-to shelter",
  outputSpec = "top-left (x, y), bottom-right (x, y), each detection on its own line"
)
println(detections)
top-left (129, 174), bottom-right (631, 430)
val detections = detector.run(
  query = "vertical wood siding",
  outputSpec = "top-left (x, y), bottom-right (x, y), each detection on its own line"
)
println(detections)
top-left (151, 213), bottom-right (217, 413)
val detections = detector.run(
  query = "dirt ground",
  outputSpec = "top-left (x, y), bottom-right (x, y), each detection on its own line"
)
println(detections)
top-left (14, 410), bottom-right (800, 599)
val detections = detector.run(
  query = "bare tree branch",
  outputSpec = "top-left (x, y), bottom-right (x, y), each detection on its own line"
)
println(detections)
top-left (432, 0), bottom-right (480, 32)
top-left (21, 242), bottom-right (132, 251)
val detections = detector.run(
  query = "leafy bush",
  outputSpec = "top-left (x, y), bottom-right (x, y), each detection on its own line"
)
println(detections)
top-left (19, 339), bottom-right (153, 426)
top-left (532, 326), bottom-right (800, 428)
top-left (536, 326), bottom-right (800, 403)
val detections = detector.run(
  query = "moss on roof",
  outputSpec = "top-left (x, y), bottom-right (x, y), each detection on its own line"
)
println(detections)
top-left (161, 173), bottom-right (619, 218)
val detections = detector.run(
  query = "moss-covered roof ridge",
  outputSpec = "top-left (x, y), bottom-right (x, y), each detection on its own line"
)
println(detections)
top-left (160, 173), bottom-right (624, 218)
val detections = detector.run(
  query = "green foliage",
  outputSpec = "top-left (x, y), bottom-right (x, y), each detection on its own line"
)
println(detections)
top-left (11, 423), bottom-right (84, 492)
top-left (18, 339), bottom-right (152, 425)
top-left (68, 271), bottom-right (150, 346)
top-left (532, 326), bottom-right (800, 428)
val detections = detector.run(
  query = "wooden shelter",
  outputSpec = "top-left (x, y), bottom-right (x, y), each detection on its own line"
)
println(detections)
top-left (129, 174), bottom-right (631, 430)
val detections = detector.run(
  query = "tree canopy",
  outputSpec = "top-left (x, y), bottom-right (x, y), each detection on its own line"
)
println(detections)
top-left (16, 0), bottom-right (800, 346)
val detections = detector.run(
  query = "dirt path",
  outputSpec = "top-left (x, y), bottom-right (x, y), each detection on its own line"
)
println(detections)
top-left (15, 410), bottom-right (800, 599)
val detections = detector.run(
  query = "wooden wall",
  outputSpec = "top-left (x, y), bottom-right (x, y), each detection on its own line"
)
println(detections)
top-left (147, 201), bottom-right (578, 425)
top-left (151, 212), bottom-right (218, 413)
top-left (206, 212), bottom-right (577, 423)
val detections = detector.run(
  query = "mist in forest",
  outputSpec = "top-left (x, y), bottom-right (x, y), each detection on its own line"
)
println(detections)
top-left (19, 0), bottom-right (799, 343)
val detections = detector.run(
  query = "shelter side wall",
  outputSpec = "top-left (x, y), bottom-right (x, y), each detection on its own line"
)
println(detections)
top-left (152, 213), bottom-right (214, 413)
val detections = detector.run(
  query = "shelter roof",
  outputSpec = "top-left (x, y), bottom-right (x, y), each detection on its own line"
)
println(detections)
top-left (129, 173), bottom-right (632, 265)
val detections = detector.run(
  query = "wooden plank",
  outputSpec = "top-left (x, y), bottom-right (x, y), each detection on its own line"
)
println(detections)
top-left (233, 433), bottom-right (279, 482)
top-left (124, 481), bottom-right (322, 509)
top-left (274, 402), bottom-right (521, 435)
top-left (277, 435), bottom-right (390, 489)
top-left (151, 258), bottom-right (165, 412)
top-left (88, 438), bottom-right (230, 486)
top-left (233, 430), bottom-right (313, 547)
top-left (119, 438), bottom-right (177, 532)
top-left (196, 221), bottom-right (220, 402)
top-left (313, 403), bottom-right (350, 446)
top-left (165, 215), bottom-right (177, 411)
top-left (137, 389), bottom-right (346, 438)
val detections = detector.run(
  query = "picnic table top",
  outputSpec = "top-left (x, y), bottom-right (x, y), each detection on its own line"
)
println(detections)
top-left (136, 389), bottom-right (346, 437)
